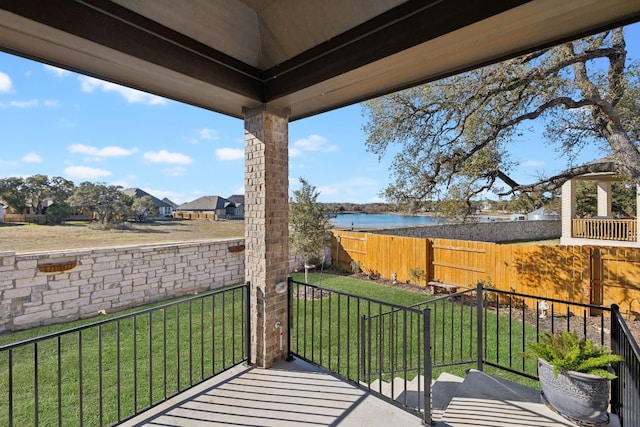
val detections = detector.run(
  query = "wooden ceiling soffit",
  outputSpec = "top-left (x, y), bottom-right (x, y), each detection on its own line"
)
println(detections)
top-left (1, 0), bottom-right (264, 101)
top-left (262, 0), bottom-right (531, 101)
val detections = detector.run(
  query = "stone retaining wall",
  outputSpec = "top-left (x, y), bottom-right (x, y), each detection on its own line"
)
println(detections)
top-left (368, 220), bottom-right (561, 242)
top-left (0, 239), bottom-right (245, 333)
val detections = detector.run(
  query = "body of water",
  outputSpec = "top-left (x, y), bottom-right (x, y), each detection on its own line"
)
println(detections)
top-left (331, 213), bottom-right (446, 228)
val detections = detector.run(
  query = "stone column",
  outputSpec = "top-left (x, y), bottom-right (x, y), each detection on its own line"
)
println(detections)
top-left (244, 106), bottom-right (289, 368)
top-left (561, 179), bottom-right (576, 241)
top-left (596, 181), bottom-right (612, 217)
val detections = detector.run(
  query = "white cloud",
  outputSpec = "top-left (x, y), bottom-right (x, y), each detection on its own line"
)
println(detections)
top-left (292, 134), bottom-right (338, 153)
top-left (43, 65), bottom-right (71, 78)
top-left (163, 166), bottom-right (188, 176)
top-left (10, 99), bottom-right (38, 108)
top-left (312, 177), bottom-right (380, 202)
top-left (199, 127), bottom-right (219, 140)
top-left (22, 152), bottom-right (43, 163)
top-left (43, 99), bottom-right (59, 107)
top-left (521, 160), bottom-right (546, 167)
top-left (142, 188), bottom-right (186, 204)
top-left (68, 144), bottom-right (138, 160)
top-left (79, 76), bottom-right (167, 105)
top-left (0, 71), bottom-right (12, 92)
top-left (143, 150), bottom-right (193, 164)
top-left (0, 159), bottom-right (18, 168)
top-left (317, 185), bottom-right (339, 196)
top-left (215, 147), bottom-right (244, 161)
top-left (289, 147), bottom-right (303, 158)
top-left (64, 166), bottom-right (112, 179)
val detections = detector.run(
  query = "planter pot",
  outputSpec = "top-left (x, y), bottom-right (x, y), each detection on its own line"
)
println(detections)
top-left (537, 358), bottom-right (610, 424)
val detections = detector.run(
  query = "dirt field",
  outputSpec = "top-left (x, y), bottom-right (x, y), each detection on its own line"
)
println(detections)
top-left (0, 220), bottom-right (244, 254)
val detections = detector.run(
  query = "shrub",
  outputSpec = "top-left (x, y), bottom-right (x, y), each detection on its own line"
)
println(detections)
top-left (524, 330), bottom-right (623, 379)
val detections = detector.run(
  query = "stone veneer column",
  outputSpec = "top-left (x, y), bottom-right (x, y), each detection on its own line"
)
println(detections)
top-left (244, 106), bottom-right (289, 368)
top-left (561, 179), bottom-right (576, 241)
top-left (596, 181), bottom-right (612, 217)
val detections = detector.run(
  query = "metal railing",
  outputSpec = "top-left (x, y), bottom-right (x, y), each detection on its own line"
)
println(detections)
top-left (290, 278), bottom-right (639, 426)
top-left (611, 304), bottom-right (640, 427)
top-left (288, 278), bottom-right (431, 423)
top-left (413, 284), bottom-right (638, 425)
top-left (0, 283), bottom-right (248, 427)
top-left (572, 218), bottom-right (637, 241)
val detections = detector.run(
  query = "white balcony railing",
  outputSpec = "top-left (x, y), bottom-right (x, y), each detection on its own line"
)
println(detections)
top-left (572, 218), bottom-right (638, 241)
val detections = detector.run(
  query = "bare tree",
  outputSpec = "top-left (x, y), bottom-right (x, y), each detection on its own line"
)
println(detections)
top-left (362, 27), bottom-right (639, 215)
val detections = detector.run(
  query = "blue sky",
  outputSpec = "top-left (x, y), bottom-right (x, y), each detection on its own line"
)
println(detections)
top-left (0, 23), bottom-right (638, 205)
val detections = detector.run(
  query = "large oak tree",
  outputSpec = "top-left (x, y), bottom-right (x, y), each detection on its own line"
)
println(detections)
top-left (362, 28), bottom-right (639, 215)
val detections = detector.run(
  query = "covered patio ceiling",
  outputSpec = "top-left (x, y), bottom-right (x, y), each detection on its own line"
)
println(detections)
top-left (1, 1), bottom-right (639, 121)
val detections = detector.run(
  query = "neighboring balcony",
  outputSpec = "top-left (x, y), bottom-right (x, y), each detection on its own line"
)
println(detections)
top-left (561, 173), bottom-right (640, 247)
top-left (572, 218), bottom-right (638, 242)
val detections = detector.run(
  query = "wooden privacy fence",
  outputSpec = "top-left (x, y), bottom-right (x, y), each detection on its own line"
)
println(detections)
top-left (332, 230), bottom-right (640, 319)
top-left (172, 212), bottom-right (217, 220)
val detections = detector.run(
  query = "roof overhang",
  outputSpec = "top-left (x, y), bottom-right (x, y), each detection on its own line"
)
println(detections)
top-left (1, 0), bottom-right (639, 121)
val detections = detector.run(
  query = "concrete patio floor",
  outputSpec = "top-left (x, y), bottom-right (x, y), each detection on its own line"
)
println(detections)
top-left (117, 357), bottom-right (424, 427)
top-left (118, 357), bottom-right (619, 427)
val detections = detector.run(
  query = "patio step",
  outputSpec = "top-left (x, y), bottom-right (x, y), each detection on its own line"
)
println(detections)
top-left (366, 372), bottom-right (463, 421)
top-left (368, 370), bottom-right (622, 426)
top-left (436, 370), bottom-right (621, 426)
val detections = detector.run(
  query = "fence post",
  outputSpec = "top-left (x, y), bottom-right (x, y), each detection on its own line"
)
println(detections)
top-left (422, 308), bottom-right (432, 426)
top-left (245, 281), bottom-right (252, 366)
top-left (360, 315), bottom-right (366, 384)
top-left (287, 277), bottom-right (294, 361)
top-left (476, 282), bottom-right (483, 372)
top-left (609, 304), bottom-right (621, 417)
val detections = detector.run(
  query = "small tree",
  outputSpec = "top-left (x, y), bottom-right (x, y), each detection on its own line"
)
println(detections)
top-left (46, 200), bottom-right (72, 224)
top-left (68, 182), bottom-right (126, 228)
top-left (131, 196), bottom-right (158, 222)
top-left (289, 178), bottom-right (333, 282)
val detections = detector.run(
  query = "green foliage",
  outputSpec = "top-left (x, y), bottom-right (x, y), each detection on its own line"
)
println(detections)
top-left (350, 260), bottom-right (362, 274)
top-left (45, 200), bottom-right (72, 224)
top-left (130, 195), bottom-right (158, 222)
top-left (576, 181), bottom-right (636, 217)
top-left (68, 182), bottom-right (126, 226)
top-left (524, 331), bottom-right (623, 379)
top-left (289, 178), bottom-right (333, 265)
top-left (0, 175), bottom-right (75, 216)
top-left (409, 267), bottom-right (425, 284)
top-left (0, 176), bottom-right (28, 213)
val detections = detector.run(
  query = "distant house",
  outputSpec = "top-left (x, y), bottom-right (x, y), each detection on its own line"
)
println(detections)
top-left (227, 194), bottom-right (245, 218)
top-left (175, 196), bottom-right (237, 220)
top-left (162, 197), bottom-right (179, 212)
top-left (122, 188), bottom-right (176, 218)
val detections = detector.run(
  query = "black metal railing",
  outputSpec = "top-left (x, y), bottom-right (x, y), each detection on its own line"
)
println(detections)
top-left (413, 284), bottom-right (613, 375)
top-left (0, 283), bottom-right (248, 427)
top-left (288, 278), bottom-right (431, 423)
top-left (411, 283), bottom-right (639, 425)
top-left (290, 278), bottom-right (640, 426)
top-left (611, 304), bottom-right (640, 427)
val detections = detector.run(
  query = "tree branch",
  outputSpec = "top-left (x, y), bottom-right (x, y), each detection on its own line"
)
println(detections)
top-left (498, 161), bottom-right (619, 195)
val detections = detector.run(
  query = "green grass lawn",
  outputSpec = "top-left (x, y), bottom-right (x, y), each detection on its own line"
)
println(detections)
top-left (290, 272), bottom-right (540, 388)
top-left (0, 285), bottom-right (246, 427)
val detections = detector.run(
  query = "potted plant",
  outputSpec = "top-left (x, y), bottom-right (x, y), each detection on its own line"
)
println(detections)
top-left (524, 330), bottom-right (624, 424)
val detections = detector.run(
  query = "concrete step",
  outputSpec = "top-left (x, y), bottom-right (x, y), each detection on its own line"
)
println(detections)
top-left (435, 370), bottom-right (621, 427)
top-left (367, 372), bottom-right (464, 419)
top-left (430, 372), bottom-right (464, 421)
